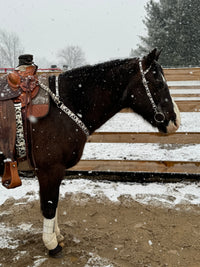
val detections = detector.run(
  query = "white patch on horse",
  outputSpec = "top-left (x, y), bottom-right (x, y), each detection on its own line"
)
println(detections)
top-left (166, 100), bottom-right (181, 133)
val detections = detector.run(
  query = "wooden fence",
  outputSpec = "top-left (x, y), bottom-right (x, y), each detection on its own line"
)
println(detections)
top-left (68, 67), bottom-right (200, 175)
top-left (1, 67), bottom-right (200, 176)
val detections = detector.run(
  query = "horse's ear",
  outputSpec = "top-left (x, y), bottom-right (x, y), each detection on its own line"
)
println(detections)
top-left (144, 48), bottom-right (158, 67)
top-left (155, 49), bottom-right (162, 61)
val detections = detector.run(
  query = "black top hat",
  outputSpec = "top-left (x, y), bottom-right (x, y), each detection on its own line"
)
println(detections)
top-left (18, 54), bottom-right (34, 66)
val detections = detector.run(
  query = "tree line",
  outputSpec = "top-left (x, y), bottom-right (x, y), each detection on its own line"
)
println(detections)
top-left (131, 0), bottom-right (200, 67)
top-left (1, 0), bottom-right (199, 69)
top-left (0, 29), bottom-right (86, 70)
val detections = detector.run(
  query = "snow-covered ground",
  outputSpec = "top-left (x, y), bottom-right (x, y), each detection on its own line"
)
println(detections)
top-left (1, 178), bottom-right (200, 207)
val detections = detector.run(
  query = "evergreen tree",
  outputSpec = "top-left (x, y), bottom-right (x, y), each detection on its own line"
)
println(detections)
top-left (132, 0), bottom-right (200, 67)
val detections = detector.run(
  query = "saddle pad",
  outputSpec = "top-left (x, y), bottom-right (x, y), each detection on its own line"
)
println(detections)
top-left (0, 75), bottom-right (22, 100)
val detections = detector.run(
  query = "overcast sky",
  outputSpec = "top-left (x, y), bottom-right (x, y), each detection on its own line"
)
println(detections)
top-left (0, 0), bottom-right (149, 67)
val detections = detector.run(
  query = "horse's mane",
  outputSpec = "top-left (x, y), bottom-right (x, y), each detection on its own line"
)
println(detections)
top-left (61, 57), bottom-right (138, 81)
top-left (58, 57), bottom-right (139, 112)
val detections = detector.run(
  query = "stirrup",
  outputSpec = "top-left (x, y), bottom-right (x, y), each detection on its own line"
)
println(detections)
top-left (2, 160), bottom-right (22, 189)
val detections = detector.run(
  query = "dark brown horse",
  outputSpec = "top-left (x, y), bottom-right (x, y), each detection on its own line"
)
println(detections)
top-left (29, 49), bottom-right (180, 257)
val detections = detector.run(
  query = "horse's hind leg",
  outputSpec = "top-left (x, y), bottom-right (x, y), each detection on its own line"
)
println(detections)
top-left (55, 209), bottom-right (65, 244)
top-left (37, 165), bottom-right (65, 257)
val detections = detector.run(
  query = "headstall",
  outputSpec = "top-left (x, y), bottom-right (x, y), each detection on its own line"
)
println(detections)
top-left (139, 60), bottom-right (165, 123)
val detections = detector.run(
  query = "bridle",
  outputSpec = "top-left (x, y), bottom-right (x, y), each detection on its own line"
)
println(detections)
top-left (139, 60), bottom-right (165, 123)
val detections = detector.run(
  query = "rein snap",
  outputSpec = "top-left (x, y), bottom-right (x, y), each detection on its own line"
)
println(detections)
top-left (139, 60), bottom-right (165, 123)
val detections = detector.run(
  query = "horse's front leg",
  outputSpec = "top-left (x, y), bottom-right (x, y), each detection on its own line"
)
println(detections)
top-left (37, 166), bottom-right (64, 257)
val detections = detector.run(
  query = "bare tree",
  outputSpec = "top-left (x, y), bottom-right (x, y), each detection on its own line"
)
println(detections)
top-left (35, 56), bottom-right (52, 69)
top-left (57, 45), bottom-right (86, 69)
top-left (0, 29), bottom-right (24, 68)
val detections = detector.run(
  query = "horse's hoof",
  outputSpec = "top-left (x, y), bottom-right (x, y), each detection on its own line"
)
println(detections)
top-left (49, 244), bottom-right (63, 258)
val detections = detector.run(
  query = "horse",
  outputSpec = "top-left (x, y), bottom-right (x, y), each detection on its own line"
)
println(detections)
top-left (25, 48), bottom-right (180, 257)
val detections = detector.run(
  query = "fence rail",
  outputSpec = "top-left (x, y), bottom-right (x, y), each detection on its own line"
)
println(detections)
top-left (164, 67), bottom-right (200, 81)
top-left (68, 160), bottom-right (200, 174)
top-left (87, 132), bottom-right (200, 144)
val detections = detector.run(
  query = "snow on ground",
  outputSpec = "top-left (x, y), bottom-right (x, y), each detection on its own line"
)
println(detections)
top-left (0, 179), bottom-right (38, 205)
top-left (0, 222), bottom-right (39, 249)
top-left (85, 252), bottom-right (114, 267)
top-left (1, 178), bottom-right (200, 207)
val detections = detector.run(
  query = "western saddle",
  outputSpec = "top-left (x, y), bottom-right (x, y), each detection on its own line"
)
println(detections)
top-left (0, 54), bottom-right (48, 189)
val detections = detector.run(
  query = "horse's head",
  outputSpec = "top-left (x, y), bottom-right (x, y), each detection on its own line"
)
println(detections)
top-left (126, 48), bottom-right (180, 134)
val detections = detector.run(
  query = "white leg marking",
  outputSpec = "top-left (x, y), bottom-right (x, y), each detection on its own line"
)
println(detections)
top-left (42, 217), bottom-right (58, 250)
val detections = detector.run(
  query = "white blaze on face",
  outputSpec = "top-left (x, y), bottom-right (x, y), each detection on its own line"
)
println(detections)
top-left (166, 99), bottom-right (181, 133)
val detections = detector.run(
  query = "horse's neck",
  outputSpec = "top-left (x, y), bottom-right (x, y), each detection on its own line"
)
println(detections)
top-left (85, 98), bottom-right (123, 133)
top-left (64, 78), bottom-right (126, 133)
top-left (61, 59), bottom-right (137, 134)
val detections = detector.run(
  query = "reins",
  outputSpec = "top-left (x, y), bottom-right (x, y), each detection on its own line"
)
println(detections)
top-left (39, 80), bottom-right (90, 137)
top-left (139, 60), bottom-right (165, 123)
